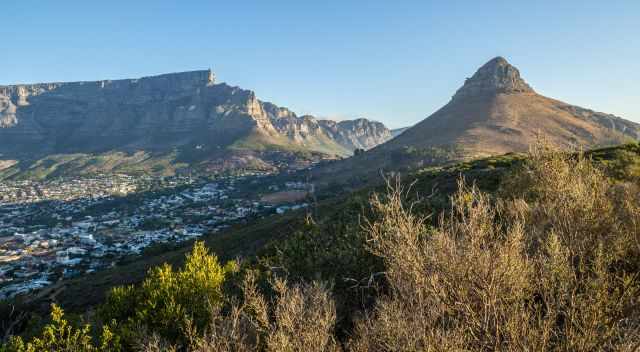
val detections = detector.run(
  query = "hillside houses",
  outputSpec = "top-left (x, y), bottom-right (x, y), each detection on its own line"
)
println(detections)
top-left (1, 173), bottom-right (312, 300)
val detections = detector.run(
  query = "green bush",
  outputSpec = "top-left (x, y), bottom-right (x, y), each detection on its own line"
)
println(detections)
top-left (1, 304), bottom-right (119, 352)
top-left (5, 143), bottom-right (640, 351)
top-left (99, 241), bottom-right (237, 349)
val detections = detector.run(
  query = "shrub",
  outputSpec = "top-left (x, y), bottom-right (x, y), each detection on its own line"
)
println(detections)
top-left (6, 144), bottom-right (640, 352)
top-left (100, 241), bottom-right (237, 349)
top-left (143, 273), bottom-right (339, 352)
top-left (1, 304), bottom-right (119, 352)
top-left (350, 145), bottom-right (640, 351)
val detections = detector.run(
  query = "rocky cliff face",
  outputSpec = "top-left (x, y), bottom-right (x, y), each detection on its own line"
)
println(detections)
top-left (318, 118), bottom-right (392, 150)
top-left (0, 71), bottom-right (391, 159)
top-left (262, 103), bottom-right (392, 152)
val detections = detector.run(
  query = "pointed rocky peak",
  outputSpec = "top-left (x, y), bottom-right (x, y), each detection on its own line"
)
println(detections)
top-left (453, 56), bottom-right (534, 100)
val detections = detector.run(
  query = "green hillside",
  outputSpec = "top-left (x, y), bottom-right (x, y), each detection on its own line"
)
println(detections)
top-left (0, 144), bottom-right (335, 181)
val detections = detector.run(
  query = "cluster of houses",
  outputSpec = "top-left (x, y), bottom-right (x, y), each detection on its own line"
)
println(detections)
top-left (0, 175), bottom-right (140, 204)
top-left (0, 174), bottom-right (313, 300)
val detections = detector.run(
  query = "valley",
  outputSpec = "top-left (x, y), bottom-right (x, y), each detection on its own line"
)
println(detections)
top-left (2, 56), bottom-right (639, 310)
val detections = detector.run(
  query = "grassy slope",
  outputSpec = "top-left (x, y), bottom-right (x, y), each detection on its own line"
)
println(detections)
top-left (0, 151), bottom-right (187, 180)
top-left (0, 132), bottom-right (348, 181)
top-left (16, 143), bottom-right (640, 315)
top-left (230, 128), bottom-right (350, 157)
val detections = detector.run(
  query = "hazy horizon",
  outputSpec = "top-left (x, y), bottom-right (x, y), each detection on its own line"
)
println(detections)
top-left (2, 0), bottom-right (638, 128)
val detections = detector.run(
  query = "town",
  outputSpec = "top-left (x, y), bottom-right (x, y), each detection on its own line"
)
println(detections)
top-left (0, 173), bottom-right (311, 300)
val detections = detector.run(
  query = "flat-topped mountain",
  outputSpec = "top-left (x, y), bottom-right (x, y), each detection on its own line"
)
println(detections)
top-left (313, 57), bottom-right (640, 185)
top-left (0, 70), bottom-right (392, 178)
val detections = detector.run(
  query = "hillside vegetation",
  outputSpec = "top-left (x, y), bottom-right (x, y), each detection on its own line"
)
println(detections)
top-left (0, 147), bottom-right (331, 181)
top-left (2, 143), bottom-right (640, 351)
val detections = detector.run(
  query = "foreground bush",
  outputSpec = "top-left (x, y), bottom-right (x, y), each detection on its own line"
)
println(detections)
top-left (4, 145), bottom-right (639, 351)
top-left (99, 241), bottom-right (237, 349)
top-left (142, 273), bottom-right (339, 352)
top-left (1, 304), bottom-right (119, 352)
top-left (350, 145), bottom-right (640, 351)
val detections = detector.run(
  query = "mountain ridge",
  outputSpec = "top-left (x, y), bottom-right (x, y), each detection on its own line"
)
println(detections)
top-left (0, 70), bottom-right (393, 178)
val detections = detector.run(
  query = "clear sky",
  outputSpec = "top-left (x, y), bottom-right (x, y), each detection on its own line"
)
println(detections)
top-left (2, 0), bottom-right (638, 128)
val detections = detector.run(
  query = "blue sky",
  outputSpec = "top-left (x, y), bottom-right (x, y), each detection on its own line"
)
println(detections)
top-left (2, 1), bottom-right (638, 128)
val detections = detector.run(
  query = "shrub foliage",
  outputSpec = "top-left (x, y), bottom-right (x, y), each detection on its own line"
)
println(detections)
top-left (99, 241), bottom-right (237, 349)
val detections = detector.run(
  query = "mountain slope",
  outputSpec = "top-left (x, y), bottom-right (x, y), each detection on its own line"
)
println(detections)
top-left (0, 71), bottom-right (392, 178)
top-left (312, 57), bottom-right (640, 185)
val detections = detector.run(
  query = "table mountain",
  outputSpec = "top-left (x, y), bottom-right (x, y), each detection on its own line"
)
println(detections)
top-left (0, 70), bottom-right (392, 178)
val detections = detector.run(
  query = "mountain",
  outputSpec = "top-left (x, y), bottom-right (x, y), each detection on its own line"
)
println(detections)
top-left (312, 57), bottom-right (640, 186)
top-left (0, 70), bottom-right (392, 178)
top-left (382, 57), bottom-right (639, 157)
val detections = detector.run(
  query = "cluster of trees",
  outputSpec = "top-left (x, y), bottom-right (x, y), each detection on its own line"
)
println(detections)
top-left (3, 143), bottom-right (640, 351)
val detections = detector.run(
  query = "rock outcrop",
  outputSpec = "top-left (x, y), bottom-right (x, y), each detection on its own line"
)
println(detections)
top-left (452, 56), bottom-right (534, 99)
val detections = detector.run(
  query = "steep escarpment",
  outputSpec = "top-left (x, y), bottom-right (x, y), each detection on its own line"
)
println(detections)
top-left (0, 70), bottom-right (229, 155)
top-left (262, 104), bottom-right (393, 154)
